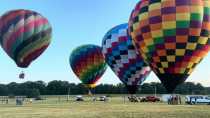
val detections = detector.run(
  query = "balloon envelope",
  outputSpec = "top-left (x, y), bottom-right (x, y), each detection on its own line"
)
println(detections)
top-left (70, 44), bottom-right (107, 89)
top-left (129, 0), bottom-right (210, 93)
top-left (0, 9), bottom-right (52, 68)
top-left (102, 24), bottom-right (151, 94)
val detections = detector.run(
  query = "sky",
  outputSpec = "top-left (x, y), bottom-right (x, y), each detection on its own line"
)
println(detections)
top-left (0, 0), bottom-right (210, 87)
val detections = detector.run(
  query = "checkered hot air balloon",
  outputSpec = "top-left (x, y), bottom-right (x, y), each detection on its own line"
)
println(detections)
top-left (70, 44), bottom-right (107, 89)
top-left (102, 24), bottom-right (151, 94)
top-left (129, 0), bottom-right (210, 93)
top-left (0, 9), bottom-right (52, 68)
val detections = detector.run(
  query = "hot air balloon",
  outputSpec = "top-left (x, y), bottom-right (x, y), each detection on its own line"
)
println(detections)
top-left (70, 44), bottom-right (107, 94)
top-left (129, 0), bottom-right (210, 93)
top-left (0, 9), bottom-right (52, 78)
top-left (102, 24), bottom-right (151, 94)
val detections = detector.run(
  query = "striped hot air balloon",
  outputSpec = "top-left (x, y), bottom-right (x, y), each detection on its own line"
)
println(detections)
top-left (70, 44), bottom-right (107, 90)
top-left (129, 0), bottom-right (210, 93)
top-left (0, 9), bottom-right (52, 68)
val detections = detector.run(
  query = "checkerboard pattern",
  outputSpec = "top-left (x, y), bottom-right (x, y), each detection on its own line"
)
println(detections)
top-left (102, 24), bottom-right (151, 94)
top-left (129, 0), bottom-right (210, 92)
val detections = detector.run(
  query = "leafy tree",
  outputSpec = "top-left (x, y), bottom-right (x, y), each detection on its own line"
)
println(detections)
top-left (0, 84), bottom-right (8, 96)
top-left (0, 81), bottom-right (209, 96)
top-left (27, 89), bottom-right (40, 98)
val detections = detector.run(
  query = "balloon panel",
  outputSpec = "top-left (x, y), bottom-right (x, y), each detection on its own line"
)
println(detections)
top-left (0, 9), bottom-right (52, 68)
top-left (70, 44), bottom-right (107, 88)
top-left (102, 24), bottom-right (151, 93)
top-left (129, 0), bottom-right (210, 92)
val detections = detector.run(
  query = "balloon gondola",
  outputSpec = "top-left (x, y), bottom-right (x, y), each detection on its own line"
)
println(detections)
top-left (19, 71), bottom-right (25, 79)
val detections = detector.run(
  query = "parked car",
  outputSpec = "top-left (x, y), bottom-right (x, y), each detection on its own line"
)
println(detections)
top-left (140, 96), bottom-right (160, 102)
top-left (185, 95), bottom-right (210, 105)
top-left (98, 96), bottom-right (108, 102)
top-left (147, 96), bottom-right (160, 102)
top-left (75, 95), bottom-right (84, 101)
top-left (128, 96), bottom-right (139, 102)
top-left (99, 96), bottom-right (108, 101)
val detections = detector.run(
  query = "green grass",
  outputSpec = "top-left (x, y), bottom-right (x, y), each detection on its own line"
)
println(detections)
top-left (0, 96), bottom-right (210, 118)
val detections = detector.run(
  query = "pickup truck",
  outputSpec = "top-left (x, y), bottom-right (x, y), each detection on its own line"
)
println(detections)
top-left (140, 96), bottom-right (160, 102)
top-left (185, 95), bottom-right (210, 105)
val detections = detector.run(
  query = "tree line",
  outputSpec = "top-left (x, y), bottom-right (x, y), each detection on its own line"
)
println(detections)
top-left (0, 80), bottom-right (209, 98)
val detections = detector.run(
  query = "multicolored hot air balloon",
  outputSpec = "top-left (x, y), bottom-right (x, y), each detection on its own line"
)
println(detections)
top-left (102, 24), bottom-right (151, 94)
top-left (129, 0), bottom-right (210, 93)
top-left (0, 9), bottom-right (52, 71)
top-left (70, 44), bottom-right (107, 90)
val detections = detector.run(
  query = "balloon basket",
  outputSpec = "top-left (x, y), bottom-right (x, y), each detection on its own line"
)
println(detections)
top-left (19, 71), bottom-right (25, 79)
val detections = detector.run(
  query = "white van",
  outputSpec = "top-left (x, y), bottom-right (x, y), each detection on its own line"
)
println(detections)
top-left (185, 95), bottom-right (210, 105)
top-left (75, 95), bottom-right (84, 101)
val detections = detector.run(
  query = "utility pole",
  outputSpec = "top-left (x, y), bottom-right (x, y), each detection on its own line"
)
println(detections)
top-left (154, 85), bottom-right (157, 97)
top-left (67, 87), bottom-right (70, 101)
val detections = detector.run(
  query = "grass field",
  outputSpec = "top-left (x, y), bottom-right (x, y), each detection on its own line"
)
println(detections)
top-left (0, 95), bottom-right (210, 118)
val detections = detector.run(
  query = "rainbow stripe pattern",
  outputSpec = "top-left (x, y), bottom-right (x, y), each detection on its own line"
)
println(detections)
top-left (0, 9), bottom-right (52, 68)
top-left (70, 44), bottom-right (107, 89)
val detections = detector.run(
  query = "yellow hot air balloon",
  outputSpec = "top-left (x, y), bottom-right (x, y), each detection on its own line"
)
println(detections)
top-left (129, 0), bottom-right (210, 93)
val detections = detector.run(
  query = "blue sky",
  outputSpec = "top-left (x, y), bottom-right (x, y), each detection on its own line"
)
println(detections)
top-left (0, 0), bottom-right (210, 87)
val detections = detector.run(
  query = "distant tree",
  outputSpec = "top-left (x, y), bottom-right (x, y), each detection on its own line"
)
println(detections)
top-left (46, 80), bottom-right (71, 95)
top-left (140, 83), bottom-right (154, 94)
top-left (206, 87), bottom-right (210, 94)
top-left (33, 81), bottom-right (47, 95)
top-left (76, 83), bottom-right (87, 94)
top-left (0, 84), bottom-right (8, 96)
top-left (0, 81), bottom-right (209, 96)
top-left (7, 82), bottom-right (20, 95)
top-left (27, 89), bottom-right (40, 98)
